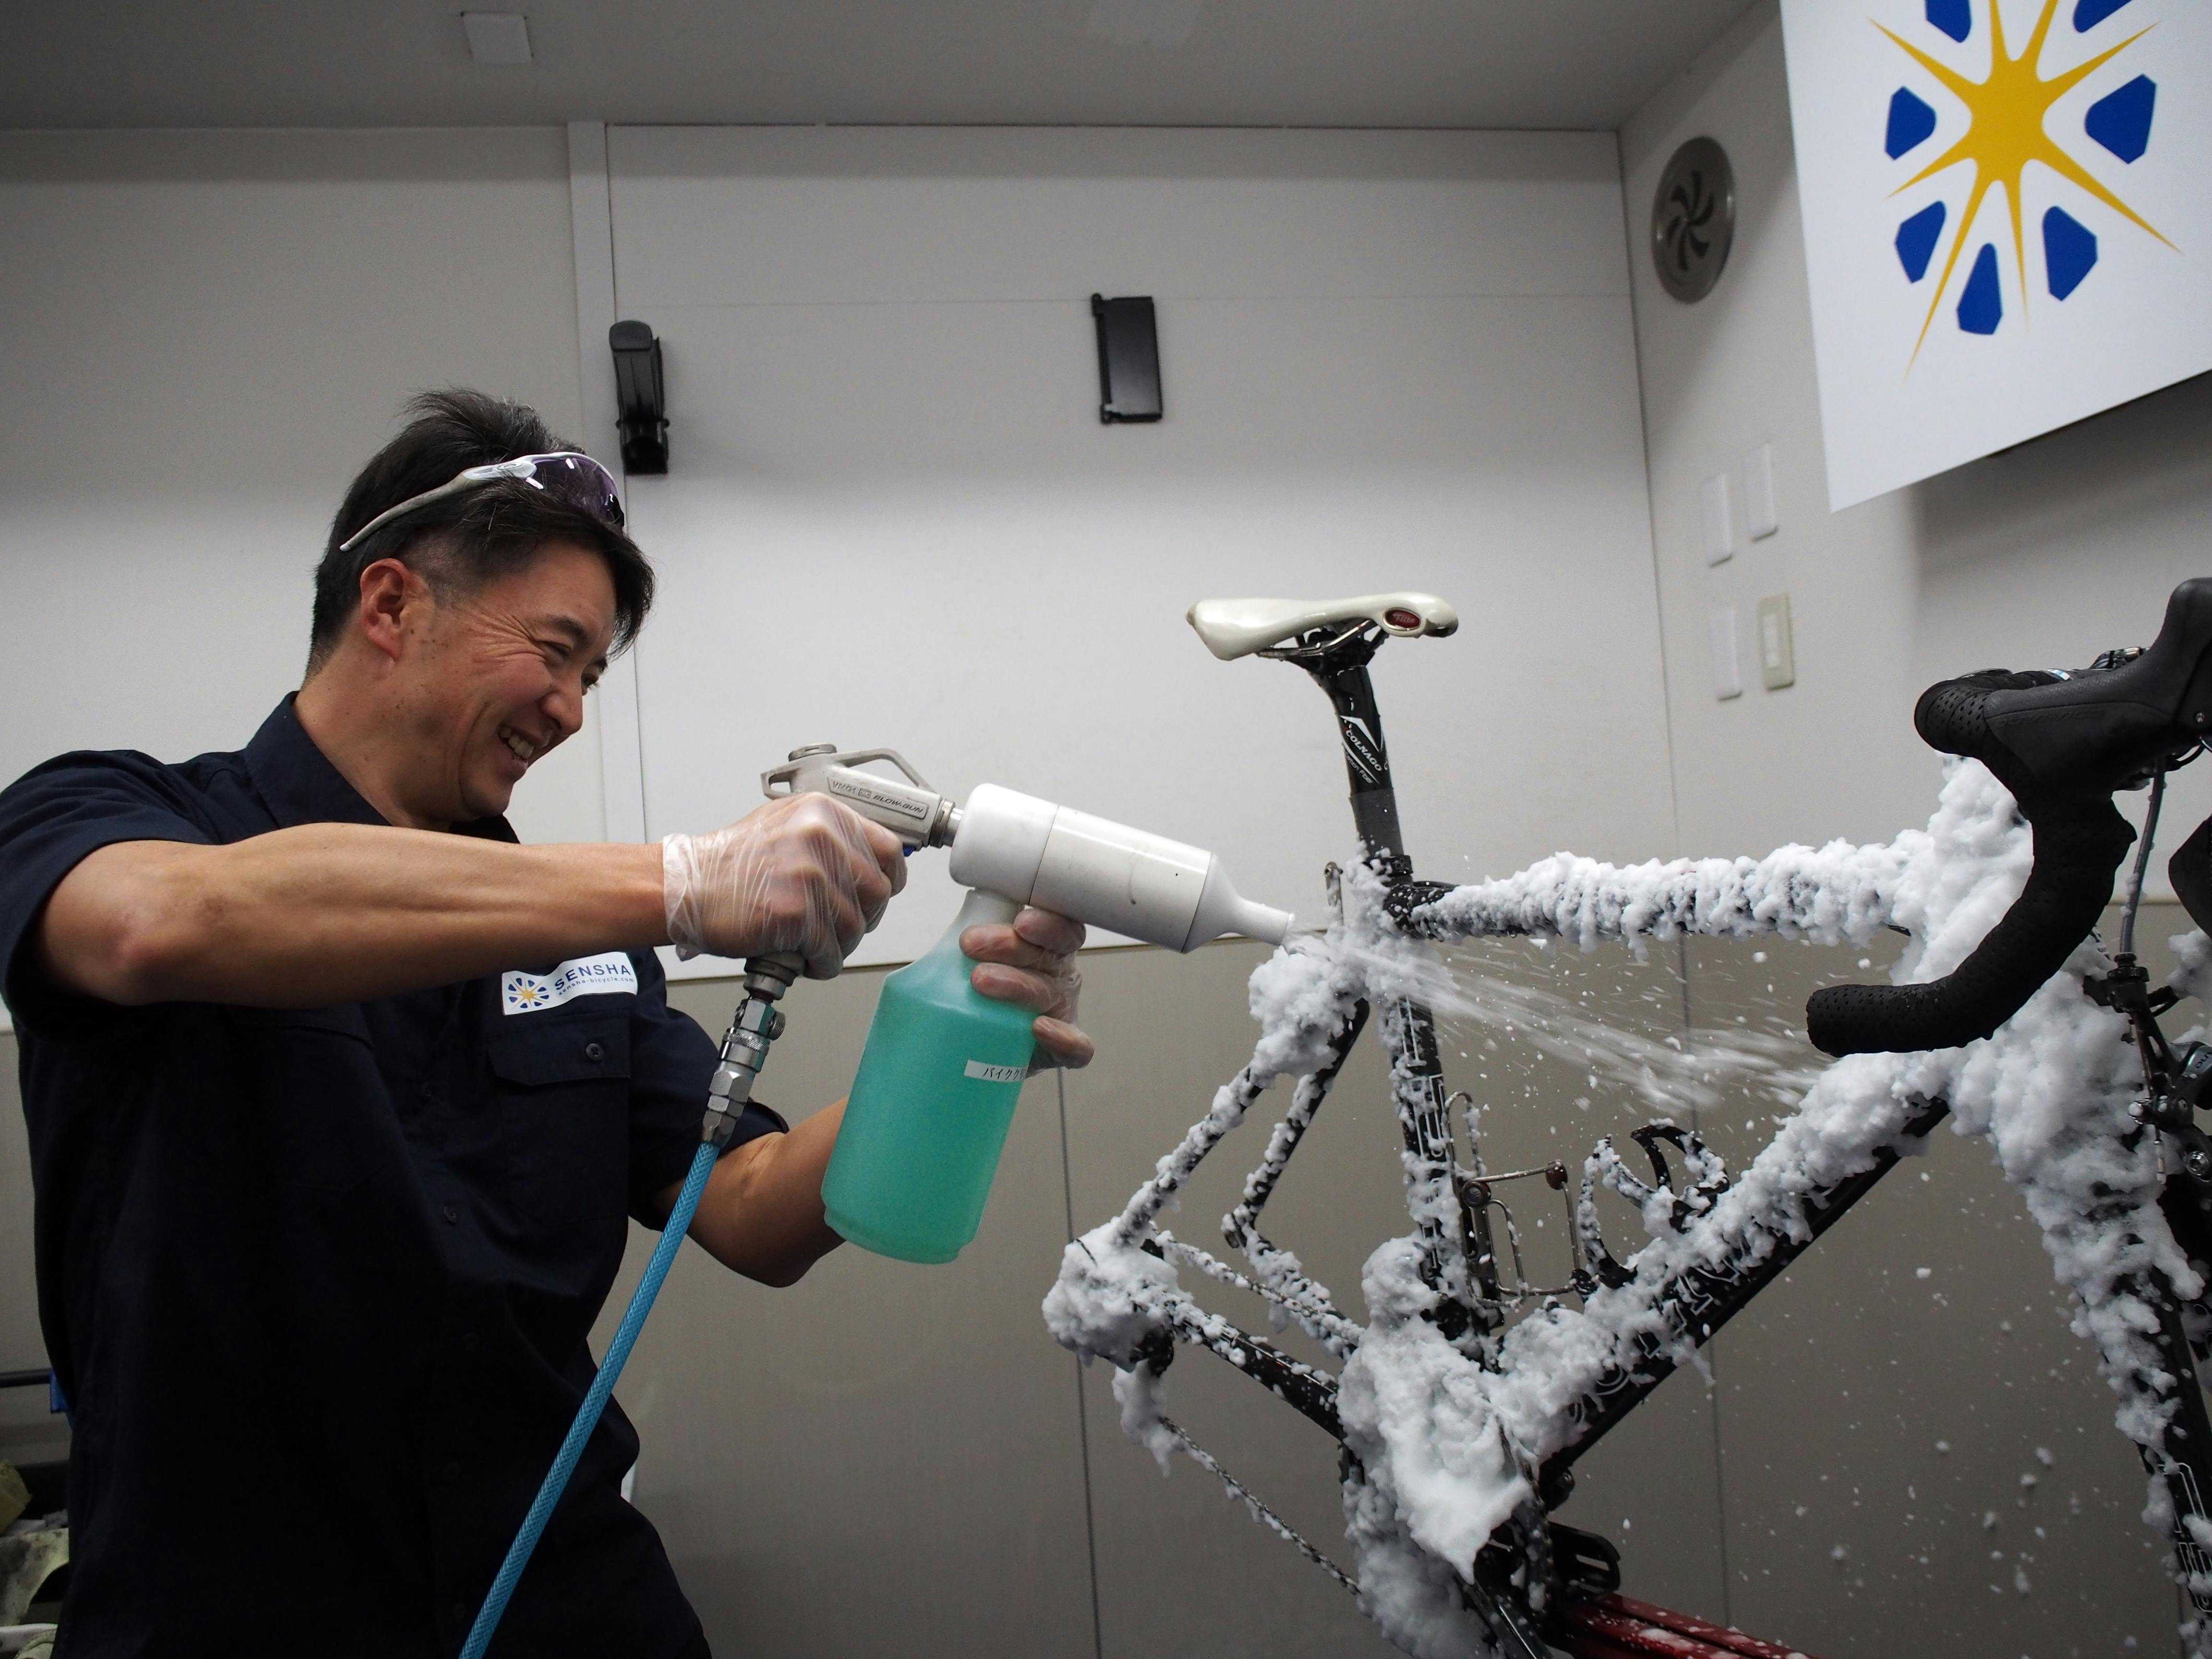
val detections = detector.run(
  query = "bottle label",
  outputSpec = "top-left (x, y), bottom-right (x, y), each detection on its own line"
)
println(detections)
top-left (963, 1059), bottom-right (1027, 1083)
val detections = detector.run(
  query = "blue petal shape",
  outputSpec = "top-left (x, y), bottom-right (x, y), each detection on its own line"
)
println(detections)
top-left (1886, 87), bottom-right (1938, 158)
top-left (1896, 201), bottom-right (1948, 281)
top-left (1926, 0), bottom-right (1972, 42)
top-left (2085, 75), bottom-right (2156, 163)
top-left (1957, 243), bottom-right (2002, 334)
top-left (2074, 0), bottom-right (2134, 29)
top-left (2043, 207), bottom-right (2098, 299)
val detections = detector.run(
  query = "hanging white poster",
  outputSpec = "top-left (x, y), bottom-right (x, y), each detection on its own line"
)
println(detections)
top-left (1779, 0), bottom-right (2209, 510)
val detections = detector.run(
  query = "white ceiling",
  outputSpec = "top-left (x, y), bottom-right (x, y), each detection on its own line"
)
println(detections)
top-left (1, 0), bottom-right (1759, 131)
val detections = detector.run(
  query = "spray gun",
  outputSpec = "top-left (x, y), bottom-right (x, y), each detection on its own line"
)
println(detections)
top-left (710, 743), bottom-right (1290, 1230)
top-left (765, 744), bottom-right (1293, 1262)
top-left (761, 744), bottom-right (1292, 952)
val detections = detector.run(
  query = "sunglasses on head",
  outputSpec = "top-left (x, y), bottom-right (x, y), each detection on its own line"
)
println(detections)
top-left (337, 452), bottom-right (625, 554)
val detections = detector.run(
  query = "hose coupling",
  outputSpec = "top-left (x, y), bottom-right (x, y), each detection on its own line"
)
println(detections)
top-left (702, 988), bottom-right (789, 1148)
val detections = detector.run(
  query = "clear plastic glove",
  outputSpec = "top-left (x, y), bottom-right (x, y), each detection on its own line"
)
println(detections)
top-left (663, 794), bottom-right (906, 977)
top-left (962, 908), bottom-right (1095, 1070)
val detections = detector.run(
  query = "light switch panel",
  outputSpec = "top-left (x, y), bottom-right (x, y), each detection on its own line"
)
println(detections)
top-left (1756, 592), bottom-right (1794, 690)
top-left (1709, 606), bottom-right (1742, 700)
top-left (1744, 442), bottom-right (1778, 541)
top-left (1700, 472), bottom-right (1735, 565)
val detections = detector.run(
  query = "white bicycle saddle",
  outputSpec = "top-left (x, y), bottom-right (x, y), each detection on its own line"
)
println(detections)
top-left (1185, 592), bottom-right (1460, 661)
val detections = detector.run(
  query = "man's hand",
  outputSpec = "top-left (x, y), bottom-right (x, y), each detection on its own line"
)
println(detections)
top-left (962, 908), bottom-right (1094, 1069)
top-left (662, 794), bottom-right (907, 978)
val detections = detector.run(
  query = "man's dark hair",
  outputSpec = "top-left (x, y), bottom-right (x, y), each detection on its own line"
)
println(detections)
top-left (309, 389), bottom-right (653, 673)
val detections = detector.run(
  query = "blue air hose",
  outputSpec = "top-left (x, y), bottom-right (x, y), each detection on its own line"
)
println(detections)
top-left (460, 1138), bottom-right (719, 1659)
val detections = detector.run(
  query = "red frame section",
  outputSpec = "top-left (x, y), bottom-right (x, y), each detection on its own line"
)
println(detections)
top-left (1554, 1594), bottom-right (1819, 1659)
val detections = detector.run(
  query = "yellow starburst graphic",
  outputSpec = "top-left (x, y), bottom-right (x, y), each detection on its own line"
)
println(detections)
top-left (1879, 0), bottom-right (2170, 363)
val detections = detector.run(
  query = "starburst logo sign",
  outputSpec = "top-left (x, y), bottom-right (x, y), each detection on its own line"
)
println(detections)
top-left (1882, 0), bottom-right (2167, 360)
top-left (1781, 0), bottom-right (2208, 508)
top-left (505, 977), bottom-right (552, 1012)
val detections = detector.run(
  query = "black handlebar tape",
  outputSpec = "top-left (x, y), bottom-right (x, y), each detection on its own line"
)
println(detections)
top-left (1805, 794), bottom-right (2132, 1056)
top-left (1804, 578), bottom-right (2212, 1058)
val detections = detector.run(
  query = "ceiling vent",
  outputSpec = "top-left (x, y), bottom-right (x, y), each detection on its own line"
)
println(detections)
top-left (462, 13), bottom-right (533, 66)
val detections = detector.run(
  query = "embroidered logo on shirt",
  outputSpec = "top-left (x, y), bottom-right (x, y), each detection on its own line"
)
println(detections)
top-left (501, 952), bottom-right (639, 1014)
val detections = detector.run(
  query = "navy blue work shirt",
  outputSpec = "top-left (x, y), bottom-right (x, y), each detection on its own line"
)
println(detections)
top-left (0, 698), bottom-right (783, 1658)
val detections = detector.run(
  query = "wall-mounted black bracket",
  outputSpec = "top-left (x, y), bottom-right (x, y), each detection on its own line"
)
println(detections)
top-left (1091, 294), bottom-right (1163, 424)
top-left (609, 319), bottom-right (669, 475)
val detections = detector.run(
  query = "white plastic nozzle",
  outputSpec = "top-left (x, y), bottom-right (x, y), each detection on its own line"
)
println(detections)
top-left (947, 784), bottom-right (1292, 952)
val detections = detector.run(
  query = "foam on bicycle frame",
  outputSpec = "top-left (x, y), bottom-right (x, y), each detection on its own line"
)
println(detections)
top-left (1047, 759), bottom-right (2209, 1655)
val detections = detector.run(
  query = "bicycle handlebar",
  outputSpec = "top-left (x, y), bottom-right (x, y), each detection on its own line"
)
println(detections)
top-left (1805, 578), bottom-right (2212, 1058)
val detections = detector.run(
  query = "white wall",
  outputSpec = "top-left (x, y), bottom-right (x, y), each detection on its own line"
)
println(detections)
top-left (1623, 3), bottom-right (2212, 870)
top-left (601, 126), bottom-right (1678, 969)
top-left (0, 130), bottom-right (610, 962)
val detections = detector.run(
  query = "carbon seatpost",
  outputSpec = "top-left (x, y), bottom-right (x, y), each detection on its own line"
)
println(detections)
top-left (1300, 637), bottom-right (1503, 1327)
top-left (1302, 635), bottom-right (1406, 867)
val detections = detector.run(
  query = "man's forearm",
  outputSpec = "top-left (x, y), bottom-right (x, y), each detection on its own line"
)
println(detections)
top-left (680, 1103), bottom-right (846, 1286)
top-left (40, 828), bottom-right (667, 1008)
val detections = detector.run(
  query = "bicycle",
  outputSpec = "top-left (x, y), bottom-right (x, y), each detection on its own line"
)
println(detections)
top-left (1044, 580), bottom-right (2212, 1658)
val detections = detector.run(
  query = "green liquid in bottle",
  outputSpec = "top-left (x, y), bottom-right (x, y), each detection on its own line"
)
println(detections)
top-left (824, 890), bottom-right (1036, 1263)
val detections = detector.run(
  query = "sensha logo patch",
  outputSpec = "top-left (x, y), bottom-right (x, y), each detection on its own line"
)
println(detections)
top-left (502, 952), bottom-right (639, 1014)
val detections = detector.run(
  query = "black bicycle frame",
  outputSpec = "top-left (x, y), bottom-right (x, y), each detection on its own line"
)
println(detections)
top-left (1151, 623), bottom-right (2212, 1634)
top-left (1300, 636), bottom-right (1503, 1335)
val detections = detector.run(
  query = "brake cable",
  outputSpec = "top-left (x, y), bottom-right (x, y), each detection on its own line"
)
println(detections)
top-left (2119, 764), bottom-right (2170, 962)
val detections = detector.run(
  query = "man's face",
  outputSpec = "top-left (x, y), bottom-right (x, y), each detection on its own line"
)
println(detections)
top-left (396, 541), bottom-right (618, 826)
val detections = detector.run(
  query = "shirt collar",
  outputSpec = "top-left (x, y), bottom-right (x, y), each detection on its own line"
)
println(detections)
top-left (243, 696), bottom-right (517, 843)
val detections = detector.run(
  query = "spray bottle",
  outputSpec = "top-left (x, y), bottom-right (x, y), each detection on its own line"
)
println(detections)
top-left (761, 746), bottom-right (1294, 1262)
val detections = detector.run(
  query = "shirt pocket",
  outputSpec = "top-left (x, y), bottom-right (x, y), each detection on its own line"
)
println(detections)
top-left (227, 1006), bottom-right (388, 1194)
top-left (487, 1009), bottom-right (634, 1230)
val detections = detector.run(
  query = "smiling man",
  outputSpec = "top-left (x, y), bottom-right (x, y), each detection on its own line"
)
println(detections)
top-left (0, 391), bottom-right (1091, 1658)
